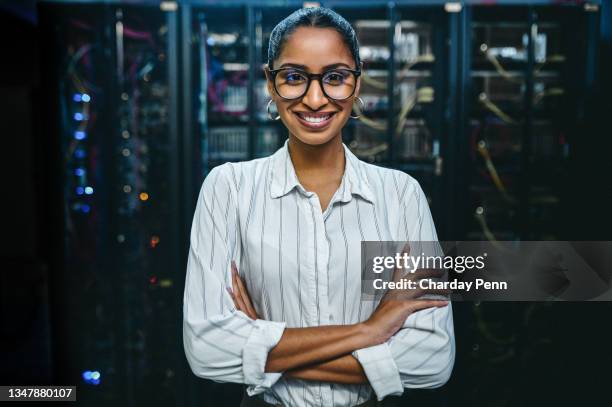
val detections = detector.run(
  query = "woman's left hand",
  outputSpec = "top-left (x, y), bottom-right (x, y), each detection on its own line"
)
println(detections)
top-left (228, 260), bottom-right (260, 320)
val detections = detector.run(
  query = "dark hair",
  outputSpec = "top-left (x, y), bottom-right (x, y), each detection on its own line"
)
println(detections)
top-left (267, 7), bottom-right (361, 70)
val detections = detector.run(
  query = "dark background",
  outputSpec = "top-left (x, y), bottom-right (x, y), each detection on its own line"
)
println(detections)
top-left (1, 0), bottom-right (612, 406)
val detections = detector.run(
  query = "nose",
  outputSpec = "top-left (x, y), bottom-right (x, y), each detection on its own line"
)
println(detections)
top-left (301, 78), bottom-right (329, 110)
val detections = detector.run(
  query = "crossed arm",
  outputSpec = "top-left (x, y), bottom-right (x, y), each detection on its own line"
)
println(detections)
top-left (183, 165), bottom-right (455, 399)
top-left (227, 261), bottom-right (447, 385)
top-left (228, 259), bottom-right (367, 383)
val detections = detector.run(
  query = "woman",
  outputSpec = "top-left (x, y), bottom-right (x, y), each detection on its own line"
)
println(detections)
top-left (183, 7), bottom-right (455, 407)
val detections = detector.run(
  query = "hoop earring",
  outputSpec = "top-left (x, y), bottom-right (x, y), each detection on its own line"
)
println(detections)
top-left (350, 97), bottom-right (365, 119)
top-left (267, 99), bottom-right (281, 121)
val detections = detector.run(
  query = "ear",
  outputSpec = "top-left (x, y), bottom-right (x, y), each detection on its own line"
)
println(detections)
top-left (263, 63), bottom-right (270, 80)
top-left (263, 64), bottom-right (276, 98)
top-left (355, 61), bottom-right (364, 97)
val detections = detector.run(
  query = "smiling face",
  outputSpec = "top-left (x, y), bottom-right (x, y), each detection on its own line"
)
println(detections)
top-left (265, 26), bottom-right (360, 146)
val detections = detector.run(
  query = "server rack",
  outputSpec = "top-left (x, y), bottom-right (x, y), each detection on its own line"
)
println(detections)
top-left (38, 2), bottom-right (602, 407)
top-left (188, 2), bottom-right (452, 236)
top-left (450, 4), bottom-right (602, 407)
top-left (330, 3), bottom-right (450, 230)
top-left (185, 1), bottom-right (600, 242)
top-left (190, 3), bottom-right (287, 183)
top-left (462, 4), bottom-right (600, 242)
top-left (39, 3), bottom-right (187, 406)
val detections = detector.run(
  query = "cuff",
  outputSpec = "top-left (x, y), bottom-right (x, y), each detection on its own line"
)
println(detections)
top-left (243, 318), bottom-right (286, 396)
top-left (353, 343), bottom-right (404, 401)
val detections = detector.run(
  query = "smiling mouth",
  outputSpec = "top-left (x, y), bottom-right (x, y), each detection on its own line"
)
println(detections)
top-left (294, 111), bottom-right (337, 128)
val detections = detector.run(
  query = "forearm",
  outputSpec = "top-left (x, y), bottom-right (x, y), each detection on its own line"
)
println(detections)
top-left (284, 354), bottom-right (368, 385)
top-left (265, 323), bottom-right (375, 373)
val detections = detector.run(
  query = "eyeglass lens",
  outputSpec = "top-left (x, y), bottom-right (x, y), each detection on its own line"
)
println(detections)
top-left (274, 69), bottom-right (357, 100)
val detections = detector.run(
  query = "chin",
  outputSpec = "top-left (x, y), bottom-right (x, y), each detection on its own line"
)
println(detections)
top-left (284, 113), bottom-right (347, 146)
top-left (291, 131), bottom-right (338, 146)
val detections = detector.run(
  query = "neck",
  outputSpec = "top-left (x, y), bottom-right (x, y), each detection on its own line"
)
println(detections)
top-left (287, 134), bottom-right (345, 177)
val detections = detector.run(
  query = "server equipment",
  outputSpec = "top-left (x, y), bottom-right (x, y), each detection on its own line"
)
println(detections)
top-left (38, 2), bottom-right (602, 407)
top-left (39, 4), bottom-right (187, 406)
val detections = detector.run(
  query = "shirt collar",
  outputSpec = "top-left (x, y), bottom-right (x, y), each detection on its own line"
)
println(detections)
top-left (269, 139), bottom-right (376, 205)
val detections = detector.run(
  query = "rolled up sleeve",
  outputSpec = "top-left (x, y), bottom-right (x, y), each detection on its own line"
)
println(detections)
top-left (354, 174), bottom-right (456, 400)
top-left (354, 304), bottom-right (454, 400)
top-left (353, 343), bottom-right (403, 399)
top-left (183, 164), bottom-right (286, 395)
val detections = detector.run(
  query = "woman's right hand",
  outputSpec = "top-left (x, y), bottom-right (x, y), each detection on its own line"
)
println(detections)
top-left (361, 244), bottom-right (450, 345)
top-left (363, 296), bottom-right (448, 345)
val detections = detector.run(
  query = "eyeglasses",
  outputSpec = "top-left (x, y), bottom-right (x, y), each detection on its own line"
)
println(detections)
top-left (267, 67), bottom-right (361, 101)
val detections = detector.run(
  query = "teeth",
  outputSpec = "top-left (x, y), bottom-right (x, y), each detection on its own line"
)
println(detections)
top-left (299, 113), bottom-right (332, 123)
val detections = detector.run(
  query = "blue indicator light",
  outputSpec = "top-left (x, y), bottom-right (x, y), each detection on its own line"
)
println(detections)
top-left (74, 112), bottom-right (85, 121)
top-left (74, 131), bottom-right (86, 140)
top-left (73, 94), bottom-right (82, 102)
top-left (81, 204), bottom-right (91, 213)
top-left (84, 186), bottom-right (94, 195)
top-left (74, 149), bottom-right (86, 159)
top-left (82, 370), bottom-right (101, 384)
top-left (81, 94), bottom-right (91, 102)
top-left (76, 186), bottom-right (84, 195)
top-left (75, 168), bottom-right (85, 176)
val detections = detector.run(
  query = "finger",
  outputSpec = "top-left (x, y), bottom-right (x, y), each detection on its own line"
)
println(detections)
top-left (402, 242), bottom-right (411, 257)
top-left (226, 286), bottom-right (239, 308)
top-left (231, 264), bottom-right (248, 313)
top-left (407, 299), bottom-right (449, 313)
top-left (406, 287), bottom-right (451, 297)
top-left (391, 287), bottom-right (452, 301)
top-left (240, 277), bottom-right (259, 319)
top-left (384, 287), bottom-right (424, 301)
top-left (235, 274), bottom-right (258, 319)
top-left (421, 288), bottom-right (452, 297)
top-left (231, 260), bottom-right (239, 278)
top-left (391, 242), bottom-right (412, 281)
top-left (402, 268), bottom-right (445, 281)
top-left (232, 262), bottom-right (258, 319)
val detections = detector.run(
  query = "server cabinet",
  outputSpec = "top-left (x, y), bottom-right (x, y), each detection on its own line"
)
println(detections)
top-left (328, 3), bottom-right (451, 232)
top-left (450, 4), bottom-right (602, 407)
top-left (37, 2), bottom-right (603, 407)
top-left (39, 3), bottom-right (187, 406)
top-left (188, 2), bottom-right (453, 236)
top-left (190, 3), bottom-right (286, 185)
top-left (460, 3), bottom-right (600, 241)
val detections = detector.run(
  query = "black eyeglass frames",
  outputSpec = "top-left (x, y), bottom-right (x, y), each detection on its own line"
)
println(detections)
top-left (266, 67), bottom-right (361, 101)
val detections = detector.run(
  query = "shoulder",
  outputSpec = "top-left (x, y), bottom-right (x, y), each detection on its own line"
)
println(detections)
top-left (358, 160), bottom-right (424, 201)
top-left (201, 155), bottom-right (273, 193)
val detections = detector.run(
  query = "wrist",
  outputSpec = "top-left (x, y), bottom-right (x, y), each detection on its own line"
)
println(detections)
top-left (355, 321), bottom-right (384, 348)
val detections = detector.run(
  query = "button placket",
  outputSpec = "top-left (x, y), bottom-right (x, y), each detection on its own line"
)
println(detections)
top-left (309, 193), bottom-right (331, 327)
top-left (305, 180), bottom-right (349, 407)
top-left (321, 177), bottom-right (348, 328)
top-left (307, 194), bottom-right (333, 407)
top-left (301, 194), bottom-right (318, 328)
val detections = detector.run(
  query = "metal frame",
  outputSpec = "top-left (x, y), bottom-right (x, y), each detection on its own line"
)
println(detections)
top-left (518, 7), bottom-right (536, 239)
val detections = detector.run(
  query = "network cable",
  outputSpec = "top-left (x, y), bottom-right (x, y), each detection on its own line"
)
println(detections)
top-left (476, 140), bottom-right (517, 204)
top-left (478, 93), bottom-right (519, 124)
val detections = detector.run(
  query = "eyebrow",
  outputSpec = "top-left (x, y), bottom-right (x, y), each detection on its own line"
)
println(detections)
top-left (277, 62), bottom-right (355, 70)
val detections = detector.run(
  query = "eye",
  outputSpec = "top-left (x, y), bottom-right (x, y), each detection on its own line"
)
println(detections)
top-left (323, 70), bottom-right (349, 85)
top-left (281, 70), bottom-right (307, 84)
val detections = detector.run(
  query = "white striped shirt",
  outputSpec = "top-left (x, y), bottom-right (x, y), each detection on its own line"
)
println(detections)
top-left (183, 139), bottom-right (455, 407)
